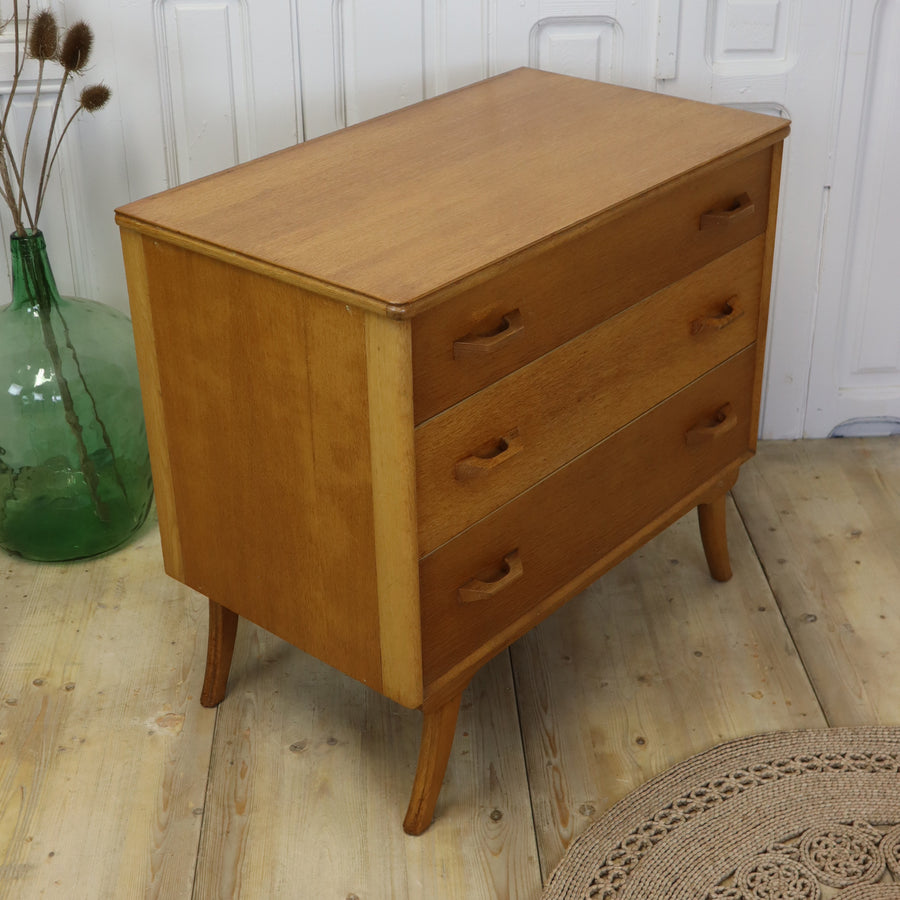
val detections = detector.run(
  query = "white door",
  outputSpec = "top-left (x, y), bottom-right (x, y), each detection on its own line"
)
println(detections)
top-left (804, 0), bottom-right (900, 437)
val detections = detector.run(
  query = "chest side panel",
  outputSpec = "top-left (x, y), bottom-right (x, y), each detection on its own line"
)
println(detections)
top-left (131, 237), bottom-right (421, 700)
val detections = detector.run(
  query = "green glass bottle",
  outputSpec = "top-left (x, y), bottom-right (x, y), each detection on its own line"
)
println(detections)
top-left (0, 230), bottom-right (153, 560)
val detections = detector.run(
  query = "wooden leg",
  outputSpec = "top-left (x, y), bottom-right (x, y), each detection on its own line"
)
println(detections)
top-left (200, 600), bottom-right (239, 708)
top-left (402, 691), bottom-right (464, 835)
top-left (698, 491), bottom-right (733, 582)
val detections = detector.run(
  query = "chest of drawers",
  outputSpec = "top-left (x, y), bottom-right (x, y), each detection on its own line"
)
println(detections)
top-left (116, 68), bottom-right (788, 834)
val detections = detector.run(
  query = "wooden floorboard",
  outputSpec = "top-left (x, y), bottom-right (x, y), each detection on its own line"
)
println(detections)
top-left (192, 624), bottom-right (541, 899)
top-left (732, 438), bottom-right (900, 726)
top-left (0, 437), bottom-right (897, 898)
top-left (512, 497), bottom-right (827, 880)
top-left (0, 519), bottom-right (216, 899)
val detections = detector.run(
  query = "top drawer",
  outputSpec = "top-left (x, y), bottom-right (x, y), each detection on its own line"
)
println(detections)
top-left (411, 147), bottom-right (773, 423)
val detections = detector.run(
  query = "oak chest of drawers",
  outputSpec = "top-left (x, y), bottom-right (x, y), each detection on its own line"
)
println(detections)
top-left (116, 68), bottom-right (789, 834)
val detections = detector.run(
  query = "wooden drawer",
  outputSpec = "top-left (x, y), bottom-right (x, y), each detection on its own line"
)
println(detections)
top-left (415, 237), bottom-right (764, 555)
top-left (411, 147), bottom-right (773, 424)
top-left (419, 346), bottom-right (757, 686)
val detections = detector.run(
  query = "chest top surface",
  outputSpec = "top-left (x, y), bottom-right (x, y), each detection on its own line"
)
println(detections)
top-left (115, 67), bottom-right (788, 312)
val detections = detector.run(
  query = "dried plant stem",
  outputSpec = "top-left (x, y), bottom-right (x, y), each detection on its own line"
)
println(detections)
top-left (53, 295), bottom-right (129, 503)
top-left (34, 69), bottom-right (72, 222)
top-left (2, 138), bottom-right (35, 229)
top-left (0, 2), bottom-right (26, 132)
top-left (0, 0), bottom-right (31, 233)
top-left (0, 153), bottom-right (18, 214)
top-left (35, 94), bottom-right (81, 221)
top-left (17, 57), bottom-right (46, 224)
top-left (22, 248), bottom-right (108, 521)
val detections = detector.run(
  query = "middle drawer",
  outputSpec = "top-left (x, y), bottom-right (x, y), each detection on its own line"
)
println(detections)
top-left (415, 235), bottom-right (764, 555)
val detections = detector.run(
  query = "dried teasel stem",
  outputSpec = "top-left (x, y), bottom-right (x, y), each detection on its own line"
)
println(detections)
top-left (36, 83), bottom-right (111, 223)
top-left (2, 137), bottom-right (35, 229)
top-left (0, 0), bottom-right (32, 233)
top-left (34, 21), bottom-right (103, 224)
top-left (17, 10), bottom-right (59, 226)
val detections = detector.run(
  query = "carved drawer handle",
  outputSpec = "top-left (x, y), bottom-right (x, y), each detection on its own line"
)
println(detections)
top-left (452, 309), bottom-right (524, 359)
top-left (457, 550), bottom-right (524, 604)
top-left (685, 403), bottom-right (737, 446)
top-left (700, 193), bottom-right (755, 230)
top-left (691, 296), bottom-right (743, 335)
top-left (454, 429), bottom-right (523, 481)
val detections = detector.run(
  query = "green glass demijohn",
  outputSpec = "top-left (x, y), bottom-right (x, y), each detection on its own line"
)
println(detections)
top-left (0, 230), bottom-right (153, 560)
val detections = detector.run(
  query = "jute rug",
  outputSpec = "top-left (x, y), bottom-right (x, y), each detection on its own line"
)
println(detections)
top-left (543, 727), bottom-right (900, 900)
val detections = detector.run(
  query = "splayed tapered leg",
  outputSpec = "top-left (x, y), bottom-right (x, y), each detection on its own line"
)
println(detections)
top-left (200, 600), bottom-right (239, 707)
top-left (698, 490), bottom-right (733, 582)
top-left (403, 691), bottom-right (464, 835)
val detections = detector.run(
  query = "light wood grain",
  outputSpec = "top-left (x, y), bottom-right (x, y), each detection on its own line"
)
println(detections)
top-left (415, 239), bottom-right (764, 552)
top-left (749, 141), bottom-right (785, 454)
top-left (138, 239), bottom-right (389, 696)
top-left (732, 438), bottom-right (900, 725)
top-left (0, 519), bottom-right (216, 899)
top-left (116, 68), bottom-right (787, 310)
top-left (512, 497), bottom-right (828, 877)
top-left (119, 228), bottom-right (184, 580)
top-left (193, 623), bottom-right (541, 899)
top-left (365, 314), bottom-right (423, 709)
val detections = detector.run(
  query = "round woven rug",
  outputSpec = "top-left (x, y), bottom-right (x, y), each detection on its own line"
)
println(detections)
top-left (543, 727), bottom-right (900, 900)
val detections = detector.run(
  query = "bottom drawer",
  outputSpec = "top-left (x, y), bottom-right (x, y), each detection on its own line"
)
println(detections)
top-left (419, 347), bottom-right (757, 685)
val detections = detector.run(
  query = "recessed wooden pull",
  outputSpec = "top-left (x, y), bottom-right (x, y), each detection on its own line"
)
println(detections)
top-left (457, 550), bottom-right (524, 604)
top-left (452, 309), bottom-right (524, 359)
top-left (454, 429), bottom-right (523, 481)
top-left (685, 403), bottom-right (737, 446)
top-left (690, 296), bottom-right (743, 335)
top-left (700, 192), bottom-right (755, 230)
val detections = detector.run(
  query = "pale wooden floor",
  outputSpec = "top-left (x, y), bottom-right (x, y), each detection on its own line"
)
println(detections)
top-left (1, 438), bottom-right (899, 899)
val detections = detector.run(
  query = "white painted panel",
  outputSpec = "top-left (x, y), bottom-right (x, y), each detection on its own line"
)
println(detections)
top-left (333, 0), bottom-right (425, 127)
top-left (156, 0), bottom-right (253, 184)
top-left (298, 0), bottom-right (426, 137)
top-left (494, 1), bottom-right (655, 89)
top-left (529, 17), bottom-right (622, 83)
top-left (424, 0), bottom-right (492, 95)
top-left (838, 1), bottom-right (900, 379)
top-left (706, 0), bottom-right (801, 74)
top-left (805, 0), bottom-right (900, 436)
top-left (655, 0), bottom-right (681, 80)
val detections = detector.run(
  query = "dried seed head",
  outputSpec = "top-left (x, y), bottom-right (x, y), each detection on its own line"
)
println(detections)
top-left (80, 83), bottom-right (111, 112)
top-left (59, 20), bottom-right (93, 72)
top-left (29, 10), bottom-right (59, 61)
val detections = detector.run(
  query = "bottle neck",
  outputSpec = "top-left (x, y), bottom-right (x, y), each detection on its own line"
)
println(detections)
top-left (9, 230), bottom-right (61, 312)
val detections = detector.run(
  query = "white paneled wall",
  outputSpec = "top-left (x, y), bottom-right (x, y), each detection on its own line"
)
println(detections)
top-left (2, 0), bottom-right (898, 438)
